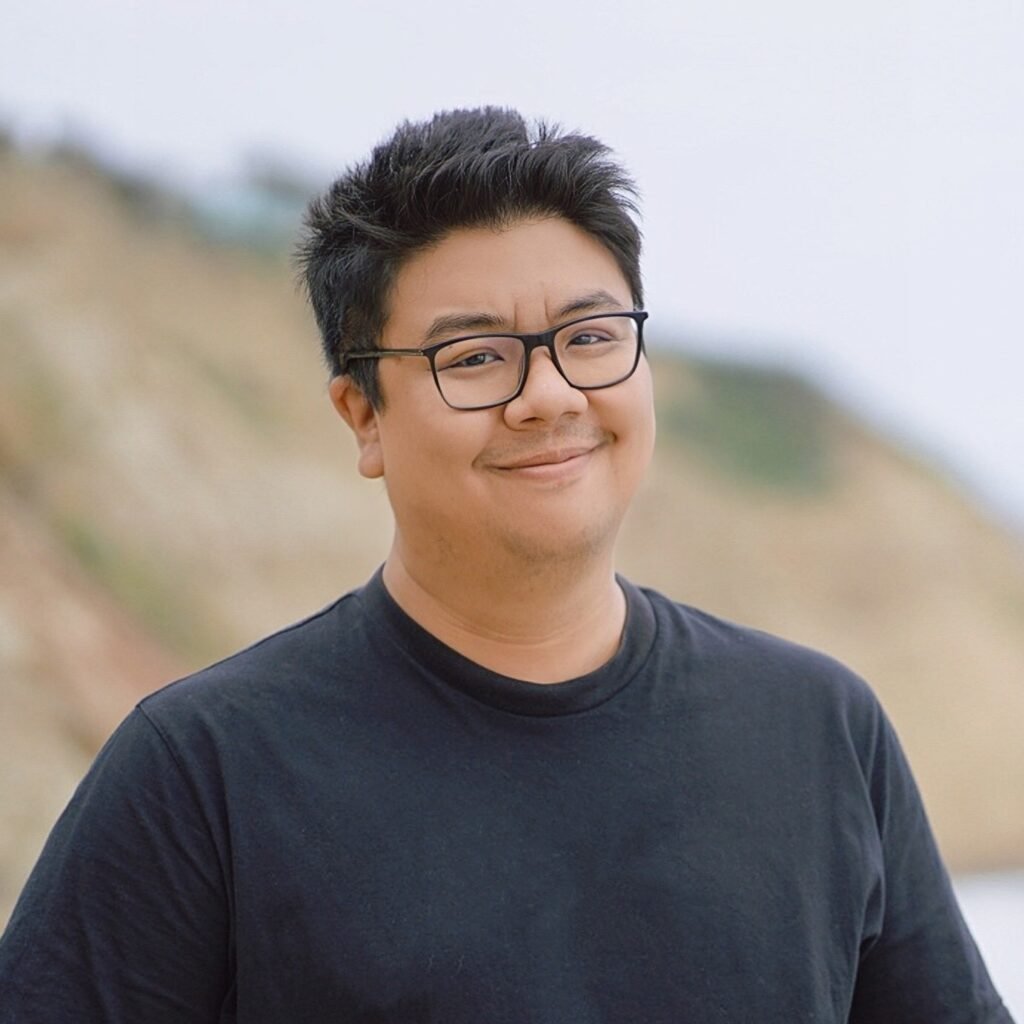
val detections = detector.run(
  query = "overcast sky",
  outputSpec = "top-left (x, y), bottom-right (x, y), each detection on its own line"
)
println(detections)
top-left (3, 0), bottom-right (1022, 527)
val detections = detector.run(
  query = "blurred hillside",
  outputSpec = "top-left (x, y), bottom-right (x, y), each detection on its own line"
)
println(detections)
top-left (2, 145), bottom-right (1024, 922)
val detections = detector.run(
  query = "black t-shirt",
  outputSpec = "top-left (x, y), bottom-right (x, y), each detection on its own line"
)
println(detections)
top-left (0, 572), bottom-right (1013, 1022)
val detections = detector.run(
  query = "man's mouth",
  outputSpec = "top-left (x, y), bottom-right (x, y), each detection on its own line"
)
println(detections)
top-left (495, 445), bottom-right (598, 470)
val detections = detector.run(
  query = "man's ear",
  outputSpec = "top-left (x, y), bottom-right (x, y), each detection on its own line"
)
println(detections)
top-left (329, 376), bottom-right (384, 479)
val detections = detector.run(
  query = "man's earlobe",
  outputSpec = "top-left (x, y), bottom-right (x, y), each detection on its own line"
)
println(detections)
top-left (328, 376), bottom-right (384, 479)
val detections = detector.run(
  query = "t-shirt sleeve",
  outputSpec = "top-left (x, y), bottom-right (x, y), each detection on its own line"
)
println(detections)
top-left (0, 707), bottom-right (231, 1023)
top-left (848, 706), bottom-right (1014, 1023)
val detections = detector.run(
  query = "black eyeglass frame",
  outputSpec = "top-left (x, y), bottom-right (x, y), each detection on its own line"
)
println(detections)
top-left (341, 310), bottom-right (649, 411)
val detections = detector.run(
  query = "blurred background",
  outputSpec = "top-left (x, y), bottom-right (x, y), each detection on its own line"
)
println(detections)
top-left (1, 0), bottom-right (1022, 1008)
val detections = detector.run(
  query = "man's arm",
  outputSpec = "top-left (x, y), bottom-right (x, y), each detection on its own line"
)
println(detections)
top-left (849, 711), bottom-right (1014, 1023)
top-left (0, 708), bottom-right (231, 1023)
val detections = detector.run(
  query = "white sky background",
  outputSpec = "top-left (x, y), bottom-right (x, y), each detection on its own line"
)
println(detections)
top-left (3, 0), bottom-right (1023, 527)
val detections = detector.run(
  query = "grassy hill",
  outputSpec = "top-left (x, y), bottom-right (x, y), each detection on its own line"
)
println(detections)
top-left (2, 146), bottom-right (1023, 919)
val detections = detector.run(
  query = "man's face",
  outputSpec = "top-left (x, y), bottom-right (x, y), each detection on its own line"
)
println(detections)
top-left (334, 216), bottom-right (656, 574)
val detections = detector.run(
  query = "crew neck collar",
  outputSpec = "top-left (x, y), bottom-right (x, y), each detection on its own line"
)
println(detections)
top-left (357, 568), bottom-right (657, 716)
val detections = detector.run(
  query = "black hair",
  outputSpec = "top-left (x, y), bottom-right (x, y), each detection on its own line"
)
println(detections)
top-left (296, 107), bottom-right (643, 407)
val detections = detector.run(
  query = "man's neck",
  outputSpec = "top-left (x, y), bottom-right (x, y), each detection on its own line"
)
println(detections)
top-left (381, 546), bottom-right (627, 684)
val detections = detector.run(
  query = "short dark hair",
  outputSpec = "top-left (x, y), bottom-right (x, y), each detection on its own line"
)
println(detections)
top-left (296, 107), bottom-right (643, 408)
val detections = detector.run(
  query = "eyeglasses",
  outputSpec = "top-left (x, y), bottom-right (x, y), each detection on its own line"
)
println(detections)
top-left (342, 311), bottom-right (648, 411)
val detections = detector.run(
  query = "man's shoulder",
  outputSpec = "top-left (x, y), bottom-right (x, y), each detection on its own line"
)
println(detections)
top-left (138, 586), bottom-right (366, 730)
top-left (634, 580), bottom-right (881, 716)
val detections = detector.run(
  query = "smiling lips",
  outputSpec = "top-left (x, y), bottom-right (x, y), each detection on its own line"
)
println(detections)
top-left (496, 446), bottom-right (598, 470)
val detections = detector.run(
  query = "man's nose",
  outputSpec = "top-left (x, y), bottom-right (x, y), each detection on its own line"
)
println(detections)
top-left (503, 347), bottom-right (588, 424)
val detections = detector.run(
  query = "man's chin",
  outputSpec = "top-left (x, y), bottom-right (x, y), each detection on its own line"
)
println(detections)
top-left (491, 516), bottom-right (622, 571)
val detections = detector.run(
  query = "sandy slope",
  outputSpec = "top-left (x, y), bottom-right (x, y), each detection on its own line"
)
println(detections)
top-left (1, 151), bottom-right (1023, 929)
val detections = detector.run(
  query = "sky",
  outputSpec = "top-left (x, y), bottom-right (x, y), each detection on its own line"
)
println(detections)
top-left (2, 0), bottom-right (1023, 527)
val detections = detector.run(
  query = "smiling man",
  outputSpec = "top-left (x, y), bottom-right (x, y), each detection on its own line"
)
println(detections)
top-left (0, 108), bottom-right (1013, 1023)
top-left (332, 215), bottom-right (655, 684)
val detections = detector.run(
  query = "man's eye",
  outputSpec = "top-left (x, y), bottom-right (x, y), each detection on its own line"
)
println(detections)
top-left (457, 351), bottom-right (499, 367)
top-left (567, 331), bottom-right (612, 347)
top-left (438, 348), bottom-right (504, 371)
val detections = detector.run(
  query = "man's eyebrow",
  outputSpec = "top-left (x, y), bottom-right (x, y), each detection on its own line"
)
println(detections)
top-left (422, 291), bottom-right (629, 345)
top-left (423, 311), bottom-right (507, 344)
top-left (552, 290), bottom-right (628, 320)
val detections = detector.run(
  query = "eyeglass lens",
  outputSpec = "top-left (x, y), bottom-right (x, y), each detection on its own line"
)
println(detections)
top-left (433, 315), bottom-right (641, 409)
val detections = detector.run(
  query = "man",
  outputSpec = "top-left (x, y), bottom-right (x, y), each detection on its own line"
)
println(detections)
top-left (0, 108), bottom-right (1013, 1022)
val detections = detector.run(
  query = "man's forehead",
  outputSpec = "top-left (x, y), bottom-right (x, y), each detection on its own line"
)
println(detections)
top-left (418, 291), bottom-right (629, 343)
top-left (382, 218), bottom-right (633, 340)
